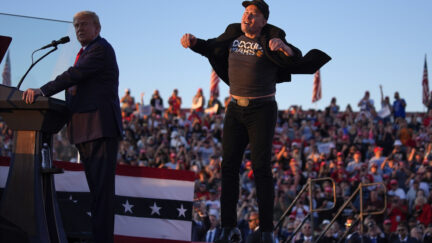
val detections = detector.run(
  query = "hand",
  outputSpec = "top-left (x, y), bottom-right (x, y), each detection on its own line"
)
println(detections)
top-left (180, 33), bottom-right (197, 48)
top-left (22, 88), bottom-right (42, 104)
top-left (269, 38), bottom-right (293, 56)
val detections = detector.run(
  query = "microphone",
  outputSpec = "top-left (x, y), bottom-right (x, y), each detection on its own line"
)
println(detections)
top-left (17, 36), bottom-right (70, 89)
top-left (39, 36), bottom-right (70, 50)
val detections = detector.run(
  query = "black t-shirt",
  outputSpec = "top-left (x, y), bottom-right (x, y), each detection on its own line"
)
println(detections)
top-left (228, 35), bottom-right (278, 97)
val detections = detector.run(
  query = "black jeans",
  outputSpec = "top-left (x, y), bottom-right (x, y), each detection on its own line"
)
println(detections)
top-left (220, 100), bottom-right (277, 232)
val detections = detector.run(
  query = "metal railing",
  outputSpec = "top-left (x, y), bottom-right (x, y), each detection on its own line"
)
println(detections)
top-left (315, 182), bottom-right (387, 243)
top-left (273, 177), bottom-right (336, 243)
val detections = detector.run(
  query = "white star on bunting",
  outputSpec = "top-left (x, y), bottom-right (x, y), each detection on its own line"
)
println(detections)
top-left (177, 204), bottom-right (187, 218)
top-left (122, 200), bottom-right (134, 214)
top-left (150, 202), bottom-right (161, 215)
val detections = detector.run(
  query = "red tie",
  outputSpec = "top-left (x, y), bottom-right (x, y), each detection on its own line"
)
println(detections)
top-left (74, 48), bottom-right (83, 66)
top-left (69, 48), bottom-right (83, 95)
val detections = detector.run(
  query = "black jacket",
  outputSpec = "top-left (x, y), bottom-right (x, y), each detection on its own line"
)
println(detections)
top-left (191, 23), bottom-right (331, 85)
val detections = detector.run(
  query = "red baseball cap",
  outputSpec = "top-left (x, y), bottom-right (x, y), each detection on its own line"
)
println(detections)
top-left (374, 147), bottom-right (383, 153)
top-left (390, 179), bottom-right (398, 185)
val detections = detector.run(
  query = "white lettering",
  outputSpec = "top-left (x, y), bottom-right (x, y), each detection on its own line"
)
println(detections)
top-left (230, 39), bottom-right (263, 56)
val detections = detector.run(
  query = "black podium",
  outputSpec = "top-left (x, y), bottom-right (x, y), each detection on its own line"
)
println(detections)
top-left (0, 84), bottom-right (69, 243)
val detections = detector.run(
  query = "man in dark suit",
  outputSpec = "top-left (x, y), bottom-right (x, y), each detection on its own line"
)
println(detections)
top-left (246, 211), bottom-right (261, 243)
top-left (364, 220), bottom-right (388, 243)
top-left (22, 11), bottom-right (122, 243)
top-left (294, 221), bottom-right (313, 243)
top-left (204, 209), bottom-right (222, 242)
top-left (389, 223), bottom-right (419, 243)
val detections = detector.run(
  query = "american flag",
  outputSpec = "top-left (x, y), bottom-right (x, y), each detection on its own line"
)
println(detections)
top-left (312, 69), bottom-right (322, 103)
top-left (0, 158), bottom-right (195, 243)
top-left (210, 69), bottom-right (219, 98)
top-left (2, 51), bottom-right (11, 86)
top-left (422, 55), bottom-right (429, 107)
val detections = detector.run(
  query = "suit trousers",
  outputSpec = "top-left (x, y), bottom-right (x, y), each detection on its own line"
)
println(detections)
top-left (76, 137), bottom-right (119, 243)
top-left (220, 100), bottom-right (277, 232)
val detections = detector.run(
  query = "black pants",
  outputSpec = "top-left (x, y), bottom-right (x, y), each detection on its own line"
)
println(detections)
top-left (76, 137), bottom-right (119, 243)
top-left (221, 100), bottom-right (277, 232)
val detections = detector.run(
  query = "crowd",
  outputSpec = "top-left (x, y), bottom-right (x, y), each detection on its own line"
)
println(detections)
top-left (1, 87), bottom-right (432, 243)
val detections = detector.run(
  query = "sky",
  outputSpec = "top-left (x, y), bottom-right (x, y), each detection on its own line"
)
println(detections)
top-left (0, 0), bottom-right (431, 112)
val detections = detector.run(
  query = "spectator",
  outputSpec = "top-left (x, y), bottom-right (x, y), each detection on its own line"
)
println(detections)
top-left (369, 146), bottom-right (386, 171)
top-left (357, 90), bottom-right (375, 118)
top-left (389, 222), bottom-right (417, 243)
top-left (150, 89), bottom-right (164, 115)
top-left (326, 97), bottom-right (340, 116)
top-left (167, 89), bottom-right (182, 117)
top-left (205, 189), bottom-right (221, 212)
top-left (206, 94), bottom-right (223, 115)
top-left (388, 179), bottom-right (407, 200)
top-left (382, 219), bottom-right (392, 241)
top-left (191, 200), bottom-right (211, 242)
top-left (120, 88), bottom-right (135, 116)
top-left (245, 211), bottom-right (260, 243)
top-left (290, 196), bottom-right (310, 221)
top-left (294, 221), bottom-right (313, 243)
top-left (132, 92), bottom-right (151, 118)
top-left (378, 85), bottom-right (392, 123)
top-left (191, 88), bottom-right (205, 117)
top-left (364, 219), bottom-right (387, 243)
top-left (346, 151), bottom-right (364, 175)
top-left (393, 92), bottom-right (407, 120)
top-left (413, 196), bottom-right (432, 226)
top-left (387, 195), bottom-right (408, 232)
top-left (406, 180), bottom-right (423, 212)
top-left (204, 209), bottom-right (222, 242)
top-left (410, 226), bottom-right (424, 243)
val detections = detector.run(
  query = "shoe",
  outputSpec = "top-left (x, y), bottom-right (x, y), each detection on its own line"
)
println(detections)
top-left (215, 227), bottom-right (242, 243)
top-left (261, 231), bottom-right (274, 243)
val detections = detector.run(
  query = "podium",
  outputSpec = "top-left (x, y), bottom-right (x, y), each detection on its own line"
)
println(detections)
top-left (0, 84), bottom-right (69, 243)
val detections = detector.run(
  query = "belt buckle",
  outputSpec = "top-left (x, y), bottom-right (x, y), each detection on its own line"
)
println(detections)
top-left (237, 98), bottom-right (249, 107)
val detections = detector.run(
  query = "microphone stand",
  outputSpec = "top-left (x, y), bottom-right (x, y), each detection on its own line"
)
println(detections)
top-left (17, 46), bottom-right (58, 89)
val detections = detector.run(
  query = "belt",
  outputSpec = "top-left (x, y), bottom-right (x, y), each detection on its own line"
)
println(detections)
top-left (230, 96), bottom-right (275, 107)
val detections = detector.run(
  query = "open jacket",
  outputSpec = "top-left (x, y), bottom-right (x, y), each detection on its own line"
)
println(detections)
top-left (191, 23), bottom-right (331, 85)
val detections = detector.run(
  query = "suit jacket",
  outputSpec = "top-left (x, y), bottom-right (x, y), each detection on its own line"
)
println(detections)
top-left (365, 235), bottom-right (388, 243)
top-left (191, 23), bottom-right (331, 85)
top-left (295, 235), bottom-right (314, 243)
top-left (191, 215), bottom-right (211, 242)
top-left (203, 226), bottom-right (222, 242)
top-left (40, 36), bottom-right (122, 144)
top-left (389, 235), bottom-right (420, 243)
top-left (246, 228), bottom-right (261, 243)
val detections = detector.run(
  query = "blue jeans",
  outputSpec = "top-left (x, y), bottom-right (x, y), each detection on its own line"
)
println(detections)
top-left (220, 100), bottom-right (277, 232)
